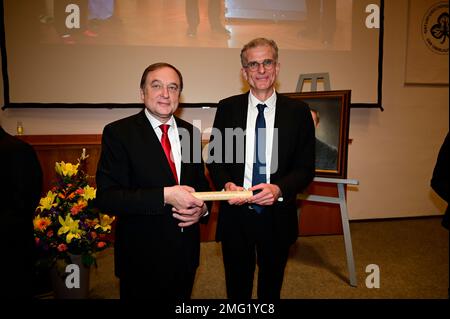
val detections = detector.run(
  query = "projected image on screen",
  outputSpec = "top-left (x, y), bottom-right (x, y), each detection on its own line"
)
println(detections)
top-left (35, 0), bottom-right (351, 50)
top-left (3, 0), bottom-right (379, 106)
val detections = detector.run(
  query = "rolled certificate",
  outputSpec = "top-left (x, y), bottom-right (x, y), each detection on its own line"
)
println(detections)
top-left (192, 190), bottom-right (253, 201)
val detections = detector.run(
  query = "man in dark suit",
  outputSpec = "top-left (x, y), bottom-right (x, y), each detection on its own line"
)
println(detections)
top-left (0, 125), bottom-right (43, 298)
top-left (207, 38), bottom-right (315, 299)
top-left (95, 63), bottom-right (210, 299)
top-left (431, 132), bottom-right (449, 230)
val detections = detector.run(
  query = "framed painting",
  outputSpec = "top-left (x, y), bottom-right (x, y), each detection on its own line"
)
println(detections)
top-left (283, 90), bottom-right (351, 178)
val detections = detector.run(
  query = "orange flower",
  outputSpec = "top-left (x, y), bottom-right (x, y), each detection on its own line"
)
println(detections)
top-left (70, 200), bottom-right (87, 215)
top-left (33, 216), bottom-right (52, 231)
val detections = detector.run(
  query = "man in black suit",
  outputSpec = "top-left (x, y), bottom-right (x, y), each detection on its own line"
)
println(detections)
top-left (0, 125), bottom-right (42, 298)
top-left (431, 132), bottom-right (449, 230)
top-left (95, 63), bottom-right (210, 299)
top-left (207, 38), bottom-right (315, 299)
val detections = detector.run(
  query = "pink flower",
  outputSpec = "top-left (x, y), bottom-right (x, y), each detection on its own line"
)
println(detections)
top-left (57, 244), bottom-right (68, 252)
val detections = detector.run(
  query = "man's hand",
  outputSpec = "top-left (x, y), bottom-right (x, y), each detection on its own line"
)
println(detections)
top-left (172, 202), bottom-right (207, 227)
top-left (248, 183), bottom-right (281, 206)
top-left (224, 182), bottom-right (247, 205)
top-left (164, 185), bottom-right (206, 228)
top-left (164, 185), bottom-right (204, 210)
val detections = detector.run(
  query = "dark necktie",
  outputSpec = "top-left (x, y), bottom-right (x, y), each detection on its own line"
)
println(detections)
top-left (252, 104), bottom-right (267, 213)
top-left (160, 124), bottom-right (178, 184)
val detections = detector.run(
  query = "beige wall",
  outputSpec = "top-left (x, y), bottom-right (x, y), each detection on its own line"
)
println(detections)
top-left (346, 0), bottom-right (448, 219)
top-left (1, 0), bottom-right (448, 220)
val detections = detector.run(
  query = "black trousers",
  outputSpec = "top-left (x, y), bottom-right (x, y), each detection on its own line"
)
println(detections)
top-left (185, 0), bottom-right (223, 29)
top-left (221, 207), bottom-right (291, 300)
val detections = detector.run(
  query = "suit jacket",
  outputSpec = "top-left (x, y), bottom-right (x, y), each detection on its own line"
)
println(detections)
top-left (207, 92), bottom-right (315, 245)
top-left (0, 126), bottom-right (42, 297)
top-left (95, 110), bottom-right (210, 278)
top-left (431, 132), bottom-right (449, 230)
top-left (316, 138), bottom-right (338, 171)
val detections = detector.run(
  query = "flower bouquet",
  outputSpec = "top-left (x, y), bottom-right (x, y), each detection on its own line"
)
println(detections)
top-left (33, 149), bottom-right (115, 271)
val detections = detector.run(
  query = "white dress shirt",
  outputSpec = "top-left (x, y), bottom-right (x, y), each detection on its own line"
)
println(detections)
top-left (243, 90), bottom-right (277, 190)
top-left (145, 109), bottom-right (181, 182)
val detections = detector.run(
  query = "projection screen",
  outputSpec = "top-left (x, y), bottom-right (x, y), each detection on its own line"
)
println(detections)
top-left (1, 0), bottom-right (383, 109)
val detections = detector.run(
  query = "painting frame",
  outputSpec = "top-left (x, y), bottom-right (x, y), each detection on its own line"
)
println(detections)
top-left (282, 90), bottom-right (351, 179)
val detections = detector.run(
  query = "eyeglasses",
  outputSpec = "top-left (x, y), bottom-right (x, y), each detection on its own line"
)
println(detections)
top-left (149, 81), bottom-right (180, 94)
top-left (244, 59), bottom-right (276, 71)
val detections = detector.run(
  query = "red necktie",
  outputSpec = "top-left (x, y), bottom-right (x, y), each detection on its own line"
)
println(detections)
top-left (160, 124), bottom-right (178, 184)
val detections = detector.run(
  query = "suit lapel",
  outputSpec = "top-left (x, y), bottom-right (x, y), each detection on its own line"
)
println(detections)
top-left (238, 93), bottom-right (249, 132)
top-left (136, 110), bottom-right (177, 185)
top-left (271, 93), bottom-right (289, 181)
top-left (176, 118), bottom-right (188, 185)
top-left (232, 93), bottom-right (249, 184)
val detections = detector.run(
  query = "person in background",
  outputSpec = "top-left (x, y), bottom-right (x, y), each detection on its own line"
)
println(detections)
top-left (39, 0), bottom-right (54, 24)
top-left (0, 125), bottom-right (43, 298)
top-left (298, 0), bottom-right (337, 46)
top-left (310, 108), bottom-right (338, 171)
top-left (207, 38), bottom-right (315, 299)
top-left (431, 132), bottom-right (449, 298)
top-left (431, 132), bottom-right (449, 230)
top-left (185, 0), bottom-right (230, 37)
top-left (53, 0), bottom-right (99, 44)
top-left (87, 0), bottom-right (116, 33)
top-left (95, 62), bottom-right (210, 299)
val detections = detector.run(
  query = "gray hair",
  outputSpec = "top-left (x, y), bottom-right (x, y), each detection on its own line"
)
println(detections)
top-left (240, 38), bottom-right (279, 66)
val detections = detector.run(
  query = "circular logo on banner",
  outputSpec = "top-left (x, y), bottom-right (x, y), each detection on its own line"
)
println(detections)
top-left (421, 2), bottom-right (449, 54)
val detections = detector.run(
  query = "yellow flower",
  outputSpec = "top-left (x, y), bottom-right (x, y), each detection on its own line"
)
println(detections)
top-left (94, 213), bottom-right (115, 232)
top-left (37, 191), bottom-right (57, 212)
top-left (57, 215), bottom-right (83, 243)
top-left (66, 232), bottom-right (82, 244)
top-left (82, 185), bottom-right (96, 200)
top-left (33, 215), bottom-right (52, 231)
top-left (55, 161), bottom-right (79, 177)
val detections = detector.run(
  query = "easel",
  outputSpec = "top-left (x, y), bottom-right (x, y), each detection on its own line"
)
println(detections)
top-left (296, 73), bottom-right (331, 92)
top-left (298, 177), bottom-right (358, 287)
top-left (297, 73), bottom-right (359, 287)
